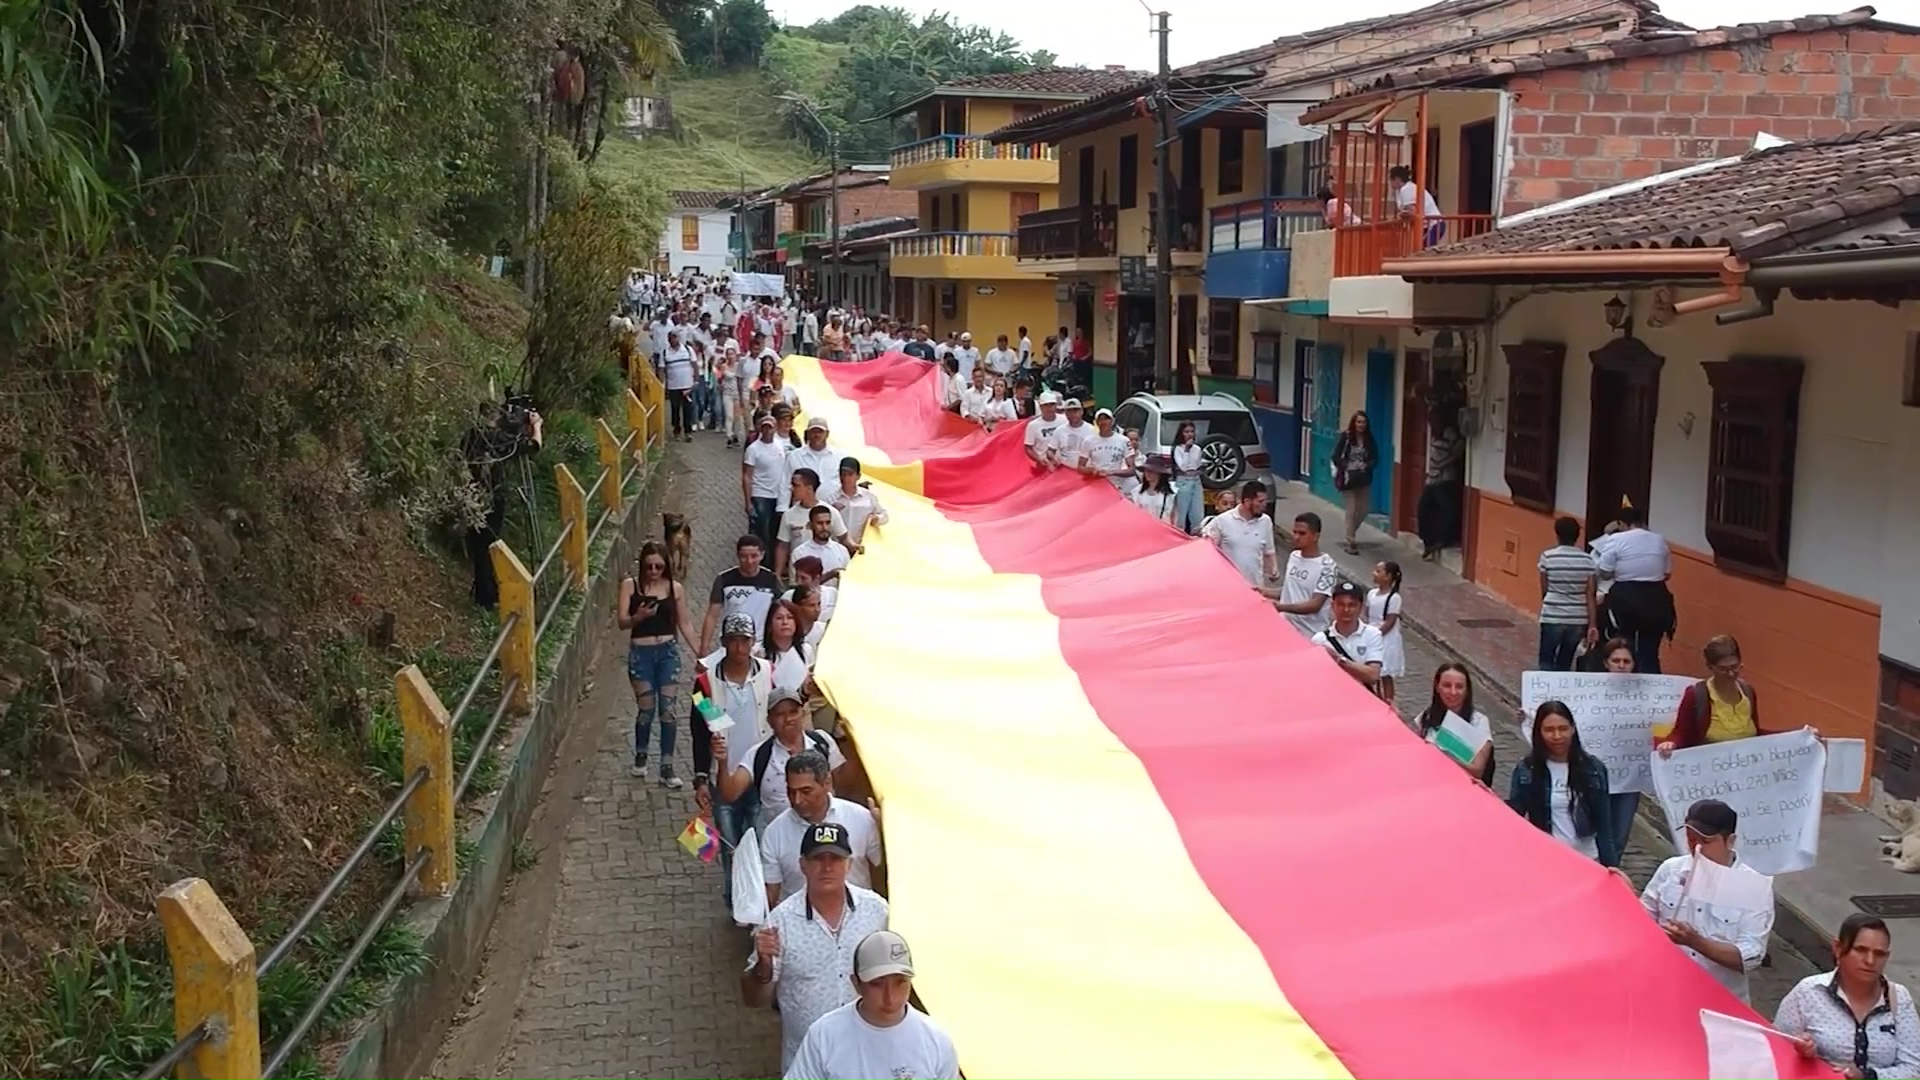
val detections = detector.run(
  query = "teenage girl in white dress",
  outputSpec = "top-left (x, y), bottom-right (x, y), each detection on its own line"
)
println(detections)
top-left (1367, 560), bottom-right (1406, 707)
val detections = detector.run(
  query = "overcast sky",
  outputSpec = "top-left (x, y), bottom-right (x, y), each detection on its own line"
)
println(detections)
top-left (766, 0), bottom-right (1919, 70)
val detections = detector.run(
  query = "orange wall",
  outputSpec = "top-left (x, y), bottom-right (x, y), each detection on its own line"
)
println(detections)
top-left (1470, 490), bottom-right (1881, 747)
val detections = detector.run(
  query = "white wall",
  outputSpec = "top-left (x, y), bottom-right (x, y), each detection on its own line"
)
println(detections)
top-left (1470, 289), bottom-right (1913, 608)
top-left (659, 208), bottom-right (733, 276)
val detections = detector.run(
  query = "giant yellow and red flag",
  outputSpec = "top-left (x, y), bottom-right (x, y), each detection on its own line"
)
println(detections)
top-left (781, 354), bottom-right (1823, 1080)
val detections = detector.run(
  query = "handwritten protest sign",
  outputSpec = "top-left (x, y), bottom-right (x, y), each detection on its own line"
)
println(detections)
top-left (1520, 671), bottom-right (1693, 794)
top-left (1649, 729), bottom-right (1825, 876)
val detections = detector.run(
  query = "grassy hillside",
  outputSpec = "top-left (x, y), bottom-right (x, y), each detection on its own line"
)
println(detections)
top-left (599, 67), bottom-right (828, 193)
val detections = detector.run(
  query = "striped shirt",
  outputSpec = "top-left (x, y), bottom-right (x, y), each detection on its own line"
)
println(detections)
top-left (1537, 544), bottom-right (1595, 625)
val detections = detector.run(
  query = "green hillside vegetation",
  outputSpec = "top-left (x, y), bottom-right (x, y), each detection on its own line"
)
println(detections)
top-left (597, 68), bottom-right (829, 193)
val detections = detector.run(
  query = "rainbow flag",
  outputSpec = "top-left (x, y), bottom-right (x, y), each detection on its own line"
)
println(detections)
top-left (676, 815), bottom-right (720, 864)
top-left (776, 353), bottom-right (1823, 1080)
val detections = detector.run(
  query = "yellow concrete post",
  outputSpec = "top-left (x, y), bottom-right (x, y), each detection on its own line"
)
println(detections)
top-left (490, 541), bottom-right (535, 714)
top-left (554, 463), bottom-right (588, 591)
top-left (624, 387), bottom-right (648, 459)
top-left (156, 878), bottom-right (261, 1080)
top-left (594, 419), bottom-right (623, 516)
top-left (395, 665), bottom-right (456, 897)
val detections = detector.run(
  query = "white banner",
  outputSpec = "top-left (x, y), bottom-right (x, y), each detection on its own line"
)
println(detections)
top-left (1649, 729), bottom-right (1825, 875)
top-left (729, 271), bottom-right (786, 299)
top-left (1519, 671), bottom-right (1694, 794)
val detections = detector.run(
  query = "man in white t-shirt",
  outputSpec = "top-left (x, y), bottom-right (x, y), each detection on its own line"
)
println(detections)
top-left (760, 748), bottom-right (882, 906)
top-left (784, 416), bottom-right (841, 510)
top-left (1389, 165), bottom-right (1447, 247)
top-left (1017, 325), bottom-right (1034, 368)
top-left (1053, 399), bottom-right (1094, 467)
top-left (784, 930), bottom-right (959, 1080)
top-left (1266, 511), bottom-right (1339, 638)
top-left (1201, 480), bottom-right (1277, 586)
top-left (1312, 581), bottom-right (1384, 690)
top-left (952, 332), bottom-right (980, 380)
top-left (778, 466), bottom-right (850, 574)
top-left (791, 505), bottom-right (852, 581)
top-left (1024, 392), bottom-right (1066, 468)
top-left (958, 366), bottom-right (993, 422)
top-left (743, 414), bottom-right (791, 549)
top-left (984, 334), bottom-right (1018, 377)
top-left (1079, 408), bottom-right (1139, 495)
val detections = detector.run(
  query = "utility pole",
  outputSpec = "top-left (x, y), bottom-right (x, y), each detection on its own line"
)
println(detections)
top-left (1150, 10), bottom-right (1176, 393)
top-left (828, 130), bottom-right (842, 305)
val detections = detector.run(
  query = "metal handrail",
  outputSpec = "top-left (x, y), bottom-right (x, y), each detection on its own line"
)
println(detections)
top-left (534, 574), bottom-right (571, 644)
top-left (256, 766), bottom-right (429, 979)
top-left (583, 465), bottom-right (609, 504)
top-left (260, 847), bottom-right (432, 1078)
top-left (530, 517), bottom-right (574, 586)
top-left (454, 677), bottom-right (521, 804)
top-left (137, 1022), bottom-right (208, 1080)
top-left (447, 610), bottom-right (520, 732)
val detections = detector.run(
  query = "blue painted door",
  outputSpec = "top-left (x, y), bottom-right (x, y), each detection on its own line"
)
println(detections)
top-left (1307, 342), bottom-right (1344, 503)
top-left (1364, 349), bottom-right (1397, 517)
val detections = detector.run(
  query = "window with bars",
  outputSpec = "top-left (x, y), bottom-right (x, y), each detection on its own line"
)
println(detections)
top-left (1501, 342), bottom-right (1565, 512)
top-left (1701, 356), bottom-right (1803, 583)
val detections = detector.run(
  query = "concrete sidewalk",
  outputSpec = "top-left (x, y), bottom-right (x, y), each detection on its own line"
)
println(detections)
top-left (1267, 481), bottom-right (1915, 992)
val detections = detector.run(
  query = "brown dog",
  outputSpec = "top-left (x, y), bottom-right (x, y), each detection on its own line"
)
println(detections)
top-left (661, 511), bottom-right (692, 582)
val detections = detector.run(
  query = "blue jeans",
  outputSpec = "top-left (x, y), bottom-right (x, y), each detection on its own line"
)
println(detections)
top-left (627, 640), bottom-right (679, 764)
top-left (691, 379), bottom-right (711, 428)
top-left (749, 496), bottom-right (779, 554)
top-left (714, 801), bottom-right (745, 905)
top-left (1538, 622), bottom-right (1586, 672)
top-left (1172, 478), bottom-right (1204, 534)
top-left (1609, 791), bottom-right (1641, 866)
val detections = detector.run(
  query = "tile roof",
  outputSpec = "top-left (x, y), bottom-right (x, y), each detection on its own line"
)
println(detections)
top-left (1795, 229), bottom-right (1920, 254)
top-left (670, 190), bottom-right (734, 210)
top-left (936, 67), bottom-right (1147, 96)
top-left (1399, 122), bottom-right (1920, 263)
top-left (1305, 7), bottom-right (1882, 117)
top-left (989, 0), bottom-right (1679, 141)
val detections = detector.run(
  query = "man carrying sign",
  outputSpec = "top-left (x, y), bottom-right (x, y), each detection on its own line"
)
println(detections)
top-left (1637, 799), bottom-right (1774, 1005)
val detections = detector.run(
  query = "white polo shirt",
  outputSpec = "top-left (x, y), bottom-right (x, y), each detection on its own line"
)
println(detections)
top-left (1202, 508), bottom-right (1275, 586)
top-left (749, 885), bottom-right (891, 1071)
top-left (1312, 620), bottom-right (1385, 663)
top-left (760, 798), bottom-right (882, 902)
top-left (1596, 526), bottom-right (1672, 582)
top-left (791, 536), bottom-right (850, 577)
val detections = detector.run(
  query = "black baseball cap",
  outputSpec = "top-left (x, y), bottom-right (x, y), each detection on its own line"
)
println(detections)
top-left (1331, 580), bottom-right (1365, 601)
top-left (800, 821), bottom-right (853, 858)
top-left (1684, 799), bottom-right (1738, 837)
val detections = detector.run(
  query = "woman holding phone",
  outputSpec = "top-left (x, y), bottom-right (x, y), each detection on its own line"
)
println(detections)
top-left (617, 541), bottom-right (698, 788)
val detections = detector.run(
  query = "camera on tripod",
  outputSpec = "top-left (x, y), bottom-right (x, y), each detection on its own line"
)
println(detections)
top-left (499, 389), bottom-right (539, 441)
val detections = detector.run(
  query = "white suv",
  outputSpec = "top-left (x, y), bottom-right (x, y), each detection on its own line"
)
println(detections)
top-left (1112, 393), bottom-right (1272, 490)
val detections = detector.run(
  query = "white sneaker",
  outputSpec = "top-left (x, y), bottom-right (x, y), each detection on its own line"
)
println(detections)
top-left (661, 773), bottom-right (685, 790)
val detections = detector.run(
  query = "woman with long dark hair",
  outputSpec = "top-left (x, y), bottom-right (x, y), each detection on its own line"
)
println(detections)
top-left (1777, 913), bottom-right (1920, 1078)
top-left (1169, 420), bottom-right (1204, 535)
top-left (1130, 464), bottom-right (1178, 526)
top-left (1416, 662), bottom-right (1494, 784)
top-left (1331, 410), bottom-right (1377, 555)
top-left (1507, 700), bottom-right (1618, 866)
top-left (760, 599), bottom-right (814, 694)
top-left (616, 541), bottom-right (697, 787)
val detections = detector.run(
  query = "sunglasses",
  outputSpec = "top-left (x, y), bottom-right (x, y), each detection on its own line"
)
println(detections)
top-left (643, 560), bottom-right (667, 570)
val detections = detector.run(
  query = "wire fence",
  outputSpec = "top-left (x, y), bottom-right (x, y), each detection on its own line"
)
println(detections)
top-left (133, 370), bottom-right (665, 1079)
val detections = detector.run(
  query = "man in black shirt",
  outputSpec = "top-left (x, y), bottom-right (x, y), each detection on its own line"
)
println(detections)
top-left (699, 534), bottom-right (782, 655)
top-left (900, 326), bottom-right (936, 362)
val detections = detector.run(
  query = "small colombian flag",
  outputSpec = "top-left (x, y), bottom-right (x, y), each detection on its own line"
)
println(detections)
top-left (677, 815), bottom-right (721, 863)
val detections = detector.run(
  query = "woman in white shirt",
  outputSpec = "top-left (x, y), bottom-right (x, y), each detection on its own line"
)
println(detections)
top-left (758, 600), bottom-right (814, 693)
top-left (1414, 662), bottom-right (1494, 785)
top-left (1168, 421), bottom-right (1206, 535)
top-left (976, 378), bottom-right (1018, 431)
top-left (1777, 913), bottom-right (1920, 1080)
top-left (1130, 466), bottom-right (1178, 526)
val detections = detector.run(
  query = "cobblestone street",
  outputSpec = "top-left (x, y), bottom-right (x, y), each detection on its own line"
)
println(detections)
top-left (433, 430), bottom-right (781, 1079)
top-left (432, 437), bottom-right (1807, 1079)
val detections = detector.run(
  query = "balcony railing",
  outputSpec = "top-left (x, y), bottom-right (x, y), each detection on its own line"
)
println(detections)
top-left (1016, 204), bottom-right (1117, 261)
top-left (1333, 214), bottom-right (1496, 276)
top-left (1209, 197), bottom-right (1324, 253)
top-left (890, 134), bottom-right (1057, 169)
top-left (1147, 208), bottom-right (1204, 254)
top-left (890, 231), bottom-right (1016, 259)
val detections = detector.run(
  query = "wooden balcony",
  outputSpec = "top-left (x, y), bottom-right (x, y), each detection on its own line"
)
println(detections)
top-left (889, 135), bottom-right (1058, 189)
top-left (1333, 214), bottom-right (1495, 277)
top-left (890, 231), bottom-right (1035, 279)
top-left (1015, 205), bottom-right (1118, 264)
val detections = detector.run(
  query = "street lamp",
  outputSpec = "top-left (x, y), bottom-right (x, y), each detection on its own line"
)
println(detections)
top-left (780, 92), bottom-right (842, 300)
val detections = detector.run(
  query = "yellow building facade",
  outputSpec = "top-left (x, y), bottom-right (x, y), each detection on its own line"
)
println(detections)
top-left (884, 69), bottom-right (1145, 348)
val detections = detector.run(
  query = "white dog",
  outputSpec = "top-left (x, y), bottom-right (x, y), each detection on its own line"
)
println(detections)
top-left (1879, 799), bottom-right (1920, 873)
